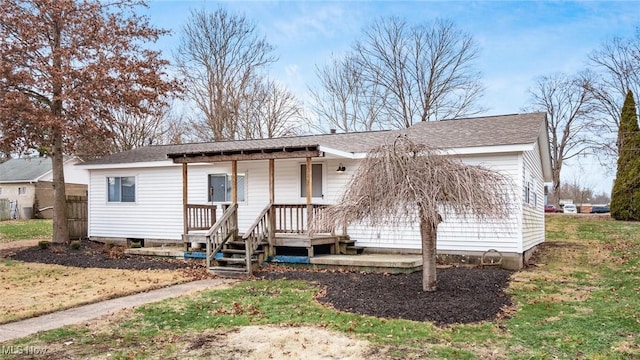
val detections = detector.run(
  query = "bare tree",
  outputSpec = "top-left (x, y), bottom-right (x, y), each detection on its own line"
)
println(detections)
top-left (238, 79), bottom-right (305, 139)
top-left (556, 176), bottom-right (603, 205)
top-left (526, 72), bottom-right (598, 206)
top-left (313, 136), bottom-right (510, 291)
top-left (354, 17), bottom-right (485, 128)
top-left (106, 104), bottom-right (187, 152)
top-left (588, 28), bottom-right (640, 161)
top-left (0, 0), bottom-right (179, 243)
top-left (309, 55), bottom-right (388, 132)
top-left (175, 8), bottom-right (280, 141)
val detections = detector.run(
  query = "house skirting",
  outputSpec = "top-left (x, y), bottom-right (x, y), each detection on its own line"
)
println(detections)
top-left (362, 246), bottom-right (540, 270)
top-left (90, 237), bottom-right (181, 248)
top-left (90, 236), bottom-right (539, 270)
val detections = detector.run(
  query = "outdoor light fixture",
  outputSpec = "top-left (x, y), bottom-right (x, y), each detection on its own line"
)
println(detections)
top-left (336, 163), bottom-right (346, 173)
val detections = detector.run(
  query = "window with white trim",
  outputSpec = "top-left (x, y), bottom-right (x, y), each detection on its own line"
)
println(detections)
top-left (300, 163), bottom-right (323, 198)
top-left (18, 187), bottom-right (27, 195)
top-left (107, 176), bottom-right (136, 202)
top-left (208, 174), bottom-right (245, 202)
top-left (523, 169), bottom-right (537, 207)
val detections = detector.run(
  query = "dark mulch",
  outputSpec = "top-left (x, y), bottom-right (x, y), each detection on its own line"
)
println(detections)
top-left (8, 239), bottom-right (514, 325)
top-left (10, 239), bottom-right (197, 270)
top-left (257, 266), bottom-right (513, 325)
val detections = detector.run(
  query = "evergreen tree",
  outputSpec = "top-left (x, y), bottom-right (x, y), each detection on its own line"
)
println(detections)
top-left (611, 90), bottom-right (640, 220)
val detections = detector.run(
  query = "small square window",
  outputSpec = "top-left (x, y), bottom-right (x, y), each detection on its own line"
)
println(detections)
top-left (18, 187), bottom-right (27, 195)
top-left (107, 176), bottom-right (135, 202)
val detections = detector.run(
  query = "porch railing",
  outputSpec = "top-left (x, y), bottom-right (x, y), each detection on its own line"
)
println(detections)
top-left (186, 204), bottom-right (217, 232)
top-left (205, 204), bottom-right (238, 269)
top-left (242, 202), bottom-right (273, 272)
top-left (272, 204), bottom-right (333, 234)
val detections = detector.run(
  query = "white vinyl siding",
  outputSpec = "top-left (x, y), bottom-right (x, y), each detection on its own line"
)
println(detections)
top-left (521, 142), bottom-right (545, 251)
top-left (87, 149), bottom-right (543, 254)
top-left (346, 153), bottom-right (523, 253)
top-left (89, 167), bottom-right (183, 240)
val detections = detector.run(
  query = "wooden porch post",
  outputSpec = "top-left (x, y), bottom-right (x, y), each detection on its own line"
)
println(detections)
top-left (182, 163), bottom-right (188, 251)
top-left (269, 159), bottom-right (275, 203)
top-left (306, 157), bottom-right (312, 230)
top-left (231, 160), bottom-right (238, 236)
top-left (268, 159), bottom-right (275, 256)
top-left (231, 160), bottom-right (238, 205)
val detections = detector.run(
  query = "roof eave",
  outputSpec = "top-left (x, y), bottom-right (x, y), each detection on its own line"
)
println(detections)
top-left (167, 145), bottom-right (322, 163)
top-left (78, 160), bottom-right (177, 170)
top-left (0, 179), bottom-right (38, 184)
top-left (318, 146), bottom-right (367, 159)
top-left (537, 115), bottom-right (554, 182)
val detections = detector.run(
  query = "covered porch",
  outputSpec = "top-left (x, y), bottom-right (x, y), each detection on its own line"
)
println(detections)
top-left (167, 145), bottom-right (358, 276)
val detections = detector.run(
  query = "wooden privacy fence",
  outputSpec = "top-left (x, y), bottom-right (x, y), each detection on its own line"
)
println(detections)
top-left (66, 195), bottom-right (87, 239)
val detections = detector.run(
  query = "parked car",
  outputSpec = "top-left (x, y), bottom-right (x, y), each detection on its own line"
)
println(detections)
top-left (590, 205), bottom-right (610, 214)
top-left (563, 204), bottom-right (578, 214)
top-left (545, 205), bottom-right (563, 213)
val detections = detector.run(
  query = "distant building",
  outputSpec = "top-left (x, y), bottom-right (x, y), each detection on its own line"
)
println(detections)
top-left (0, 157), bottom-right (88, 219)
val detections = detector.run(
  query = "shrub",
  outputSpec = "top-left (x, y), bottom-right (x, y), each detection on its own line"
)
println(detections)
top-left (611, 90), bottom-right (640, 220)
top-left (70, 240), bottom-right (81, 250)
top-left (38, 241), bottom-right (49, 249)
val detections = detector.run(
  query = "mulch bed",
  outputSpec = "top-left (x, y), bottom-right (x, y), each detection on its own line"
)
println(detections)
top-left (8, 239), bottom-right (514, 325)
top-left (257, 266), bottom-right (513, 325)
top-left (10, 239), bottom-right (197, 270)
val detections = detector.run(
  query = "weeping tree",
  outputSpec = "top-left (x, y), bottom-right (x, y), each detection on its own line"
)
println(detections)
top-left (314, 136), bottom-right (511, 292)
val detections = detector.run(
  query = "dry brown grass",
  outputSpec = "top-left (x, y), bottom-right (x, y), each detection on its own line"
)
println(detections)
top-left (0, 261), bottom-right (193, 323)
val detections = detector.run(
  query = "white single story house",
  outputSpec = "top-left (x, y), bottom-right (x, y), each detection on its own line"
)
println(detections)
top-left (0, 157), bottom-right (88, 219)
top-left (80, 112), bottom-right (552, 270)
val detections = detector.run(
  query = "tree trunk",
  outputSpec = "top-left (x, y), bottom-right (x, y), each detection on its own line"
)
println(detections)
top-left (420, 212), bottom-right (440, 292)
top-left (51, 129), bottom-right (69, 243)
top-left (552, 162), bottom-right (562, 206)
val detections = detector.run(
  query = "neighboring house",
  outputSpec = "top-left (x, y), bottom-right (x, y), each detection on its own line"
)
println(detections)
top-left (0, 157), bottom-right (89, 219)
top-left (80, 112), bottom-right (552, 269)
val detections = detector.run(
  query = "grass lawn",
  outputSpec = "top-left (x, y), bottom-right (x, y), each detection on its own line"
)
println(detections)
top-left (0, 261), bottom-right (194, 324)
top-left (0, 219), bottom-right (52, 243)
top-left (1, 215), bottom-right (639, 359)
top-left (0, 219), bottom-right (197, 324)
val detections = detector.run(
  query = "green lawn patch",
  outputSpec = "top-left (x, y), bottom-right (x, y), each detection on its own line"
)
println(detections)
top-left (2, 215), bottom-right (639, 359)
top-left (0, 219), bottom-right (52, 243)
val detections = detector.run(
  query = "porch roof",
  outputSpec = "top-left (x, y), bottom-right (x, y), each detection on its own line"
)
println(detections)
top-left (81, 112), bottom-right (547, 166)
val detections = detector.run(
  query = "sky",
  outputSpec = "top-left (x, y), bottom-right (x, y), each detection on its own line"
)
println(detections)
top-left (142, 0), bottom-right (639, 196)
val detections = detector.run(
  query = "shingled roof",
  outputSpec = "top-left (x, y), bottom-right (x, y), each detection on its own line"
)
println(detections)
top-left (82, 112), bottom-right (546, 166)
top-left (0, 157), bottom-right (53, 182)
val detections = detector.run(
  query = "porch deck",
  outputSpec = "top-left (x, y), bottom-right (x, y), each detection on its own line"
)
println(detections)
top-left (124, 247), bottom-right (422, 274)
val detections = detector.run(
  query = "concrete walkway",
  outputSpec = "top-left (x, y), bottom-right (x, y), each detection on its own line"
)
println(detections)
top-left (0, 279), bottom-right (236, 343)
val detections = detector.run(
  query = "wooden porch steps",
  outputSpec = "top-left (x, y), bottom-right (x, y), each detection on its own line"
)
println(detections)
top-left (338, 237), bottom-right (364, 255)
top-left (209, 266), bottom-right (252, 278)
top-left (221, 248), bottom-right (264, 255)
top-left (209, 235), bottom-right (266, 277)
